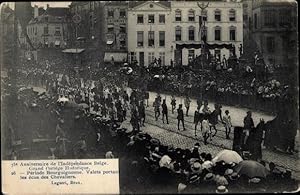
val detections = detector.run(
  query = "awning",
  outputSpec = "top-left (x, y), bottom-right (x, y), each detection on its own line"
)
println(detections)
top-left (55, 40), bottom-right (60, 45)
top-left (176, 43), bottom-right (235, 50)
top-left (62, 48), bottom-right (85, 54)
top-left (106, 40), bottom-right (114, 45)
top-left (107, 24), bottom-right (114, 28)
top-left (104, 52), bottom-right (127, 63)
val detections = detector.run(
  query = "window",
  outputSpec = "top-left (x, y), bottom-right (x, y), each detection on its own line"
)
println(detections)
top-left (108, 9), bottom-right (114, 18)
top-left (229, 9), bottom-right (236, 21)
top-left (159, 52), bottom-right (165, 66)
top-left (175, 10), bottom-right (182, 21)
top-left (159, 14), bottom-right (165, 24)
top-left (215, 10), bottom-right (221, 21)
top-left (279, 9), bottom-right (291, 26)
top-left (175, 26), bottom-right (181, 41)
top-left (188, 10), bottom-right (195, 21)
top-left (44, 26), bottom-right (48, 34)
top-left (129, 52), bottom-right (136, 63)
top-left (159, 31), bottom-right (165, 47)
top-left (108, 26), bottom-right (114, 32)
top-left (45, 16), bottom-right (48, 22)
top-left (188, 50), bottom-right (195, 62)
top-left (35, 27), bottom-right (37, 35)
top-left (188, 26), bottom-right (195, 41)
top-left (214, 26), bottom-right (221, 41)
top-left (55, 26), bottom-right (61, 36)
top-left (201, 10), bottom-right (207, 21)
top-left (264, 10), bottom-right (276, 27)
top-left (148, 15), bottom-right (155, 23)
top-left (137, 15), bottom-right (143, 24)
top-left (266, 37), bottom-right (275, 53)
top-left (148, 52), bottom-right (155, 64)
top-left (137, 31), bottom-right (144, 47)
top-left (254, 13), bottom-right (257, 29)
top-left (148, 31), bottom-right (154, 47)
top-left (120, 9), bottom-right (126, 18)
top-left (120, 26), bottom-right (126, 33)
top-left (90, 14), bottom-right (94, 29)
top-left (120, 40), bottom-right (126, 49)
top-left (229, 27), bottom-right (236, 41)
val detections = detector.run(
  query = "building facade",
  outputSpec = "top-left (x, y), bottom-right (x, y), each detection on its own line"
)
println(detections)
top-left (251, 0), bottom-right (297, 68)
top-left (69, 1), bottom-right (105, 64)
top-left (103, 1), bottom-right (128, 63)
top-left (0, 4), bottom-right (15, 68)
top-left (69, 2), bottom-right (104, 48)
top-left (128, 1), bottom-right (172, 66)
top-left (171, 0), bottom-right (243, 66)
top-left (26, 5), bottom-right (69, 49)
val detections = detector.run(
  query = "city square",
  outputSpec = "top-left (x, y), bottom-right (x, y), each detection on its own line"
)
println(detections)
top-left (1, 0), bottom-right (299, 194)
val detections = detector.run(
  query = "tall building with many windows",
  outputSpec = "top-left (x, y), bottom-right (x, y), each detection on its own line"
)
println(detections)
top-left (26, 4), bottom-right (69, 49)
top-left (171, 0), bottom-right (243, 66)
top-left (127, 1), bottom-right (172, 66)
top-left (103, 1), bottom-right (128, 63)
top-left (69, 1), bottom-right (105, 63)
top-left (250, 0), bottom-right (297, 68)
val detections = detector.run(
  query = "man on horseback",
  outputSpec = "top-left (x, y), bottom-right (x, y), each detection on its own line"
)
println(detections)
top-left (209, 103), bottom-right (223, 138)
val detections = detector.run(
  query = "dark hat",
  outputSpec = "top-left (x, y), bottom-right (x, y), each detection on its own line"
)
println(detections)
top-left (204, 173), bottom-right (215, 181)
top-left (189, 174), bottom-right (200, 184)
top-left (229, 172), bottom-right (239, 180)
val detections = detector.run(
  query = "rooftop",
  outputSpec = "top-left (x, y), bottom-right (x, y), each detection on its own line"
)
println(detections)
top-left (44, 7), bottom-right (69, 17)
top-left (128, 1), bottom-right (171, 8)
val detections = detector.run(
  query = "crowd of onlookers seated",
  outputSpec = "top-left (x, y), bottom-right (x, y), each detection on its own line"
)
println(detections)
top-left (102, 122), bottom-right (298, 194)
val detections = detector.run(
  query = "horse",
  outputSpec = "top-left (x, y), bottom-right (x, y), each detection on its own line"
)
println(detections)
top-left (194, 109), bottom-right (221, 139)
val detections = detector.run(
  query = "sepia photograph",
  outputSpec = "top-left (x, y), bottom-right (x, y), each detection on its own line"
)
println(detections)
top-left (1, 0), bottom-right (299, 194)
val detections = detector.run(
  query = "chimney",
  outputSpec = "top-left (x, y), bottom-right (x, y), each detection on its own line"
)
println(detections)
top-left (46, 4), bottom-right (50, 10)
top-left (34, 5), bottom-right (39, 18)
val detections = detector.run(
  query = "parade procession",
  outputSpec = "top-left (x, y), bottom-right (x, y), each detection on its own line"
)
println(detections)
top-left (1, 1), bottom-right (299, 194)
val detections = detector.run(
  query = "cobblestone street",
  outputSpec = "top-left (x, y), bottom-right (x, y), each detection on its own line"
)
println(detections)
top-left (32, 85), bottom-right (300, 180)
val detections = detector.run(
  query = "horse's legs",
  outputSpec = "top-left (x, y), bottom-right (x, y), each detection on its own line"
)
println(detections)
top-left (212, 125), bottom-right (218, 137)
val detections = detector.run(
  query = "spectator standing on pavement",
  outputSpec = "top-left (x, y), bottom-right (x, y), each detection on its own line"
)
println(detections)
top-left (184, 96), bottom-right (191, 116)
top-left (138, 101), bottom-right (146, 127)
top-left (171, 95), bottom-right (176, 114)
top-left (177, 104), bottom-right (185, 131)
top-left (243, 111), bottom-right (254, 146)
top-left (162, 99), bottom-right (169, 124)
top-left (197, 98), bottom-right (202, 111)
top-left (130, 104), bottom-right (140, 133)
top-left (153, 97), bottom-right (161, 121)
top-left (223, 110), bottom-right (232, 139)
top-left (144, 91), bottom-right (149, 107)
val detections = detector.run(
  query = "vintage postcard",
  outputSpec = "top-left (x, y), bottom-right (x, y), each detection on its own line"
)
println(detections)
top-left (1, 1), bottom-right (299, 194)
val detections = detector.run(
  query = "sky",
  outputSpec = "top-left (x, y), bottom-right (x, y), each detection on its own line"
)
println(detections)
top-left (31, 2), bottom-right (71, 8)
top-left (4, 2), bottom-right (71, 9)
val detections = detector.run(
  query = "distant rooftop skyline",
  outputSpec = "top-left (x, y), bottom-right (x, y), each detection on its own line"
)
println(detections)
top-left (3, 2), bottom-right (71, 9)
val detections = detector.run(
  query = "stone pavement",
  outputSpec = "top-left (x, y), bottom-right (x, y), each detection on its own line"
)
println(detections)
top-left (30, 85), bottom-right (299, 180)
